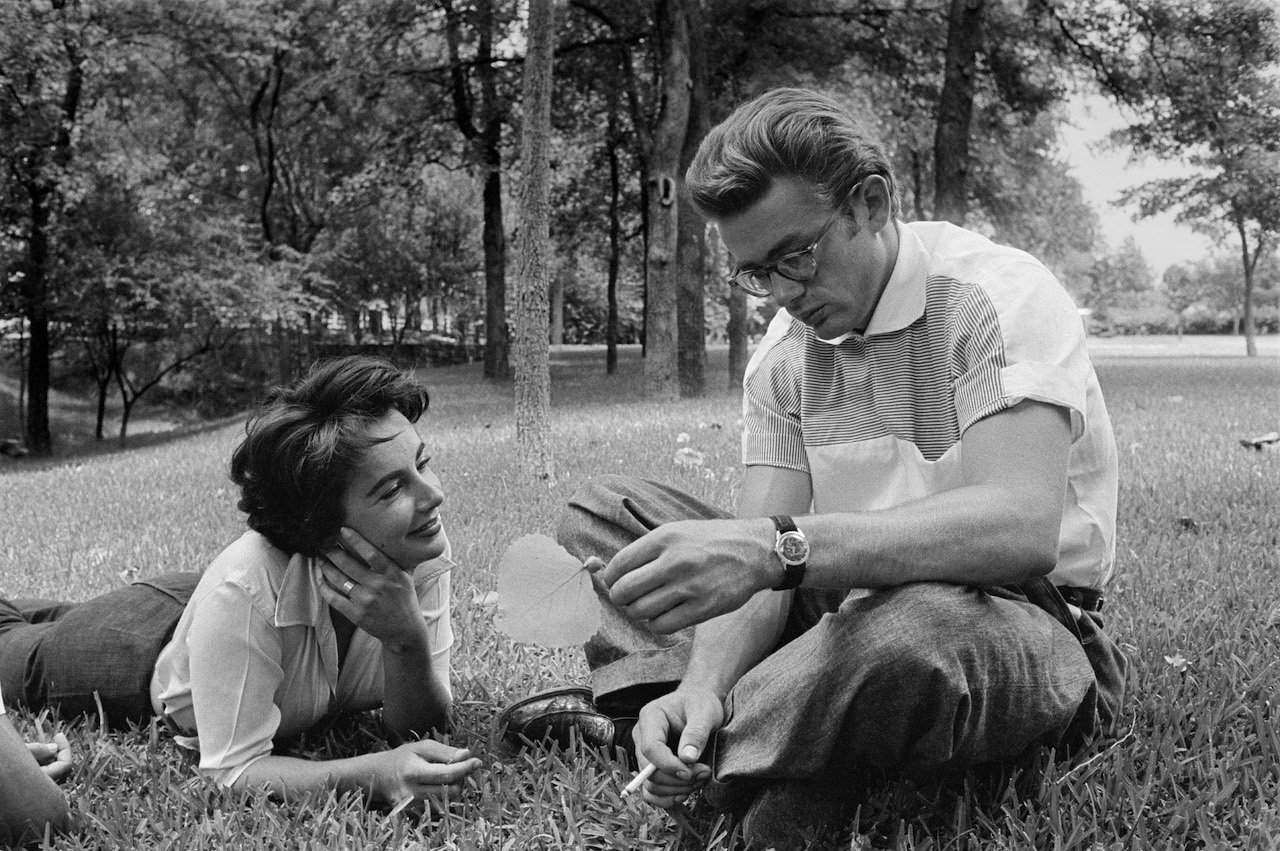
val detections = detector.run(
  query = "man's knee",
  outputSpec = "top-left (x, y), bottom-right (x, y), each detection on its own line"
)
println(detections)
top-left (832, 582), bottom-right (995, 667)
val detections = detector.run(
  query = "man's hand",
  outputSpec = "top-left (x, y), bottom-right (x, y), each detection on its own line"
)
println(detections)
top-left (26, 733), bottom-right (72, 783)
top-left (319, 527), bottom-right (425, 651)
top-left (632, 686), bottom-right (724, 809)
top-left (598, 518), bottom-right (777, 634)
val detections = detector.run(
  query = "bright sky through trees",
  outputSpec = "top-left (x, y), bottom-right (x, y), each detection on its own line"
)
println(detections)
top-left (1060, 94), bottom-right (1213, 279)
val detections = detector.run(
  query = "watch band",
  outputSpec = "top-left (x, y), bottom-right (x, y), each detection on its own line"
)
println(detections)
top-left (770, 514), bottom-right (809, 591)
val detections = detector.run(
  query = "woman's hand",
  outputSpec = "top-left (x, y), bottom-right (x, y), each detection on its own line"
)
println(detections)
top-left (26, 733), bottom-right (73, 783)
top-left (319, 527), bottom-right (424, 650)
top-left (369, 740), bottom-right (481, 812)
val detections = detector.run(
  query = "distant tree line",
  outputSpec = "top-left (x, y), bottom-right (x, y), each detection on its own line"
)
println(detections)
top-left (2, 0), bottom-right (1278, 453)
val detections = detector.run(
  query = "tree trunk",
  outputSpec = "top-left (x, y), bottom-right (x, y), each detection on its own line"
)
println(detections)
top-left (444, 0), bottom-right (510, 380)
top-left (550, 252), bottom-right (569, 345)
top-left (481, 138), bottom-right (509, 379)
top-left (512, 0), bottom-right (556, 481)
top-left (606, 85), bottom-right (622, 375)
top-left (19, 15), bottom-right (83, 456)
top-left (933, 0), bottom-right (983, 226)
top-left (721, 233), bottom-right (749, 389)
top-left (23, 295), bottom-right (52, 455)
top-left (644, 0), bottom-right (691, 401)
top-left (1236, 215), bottom-right (1259, 357)
top-left (676, 0), bottom-right (709, 399)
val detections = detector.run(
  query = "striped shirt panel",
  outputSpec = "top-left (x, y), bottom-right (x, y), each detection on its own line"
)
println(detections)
top-left (744, 274), bottom-right (1011, 466)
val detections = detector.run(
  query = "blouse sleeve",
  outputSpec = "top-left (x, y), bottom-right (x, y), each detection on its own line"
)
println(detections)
top-left (183, 580), bottom-right (285, 787)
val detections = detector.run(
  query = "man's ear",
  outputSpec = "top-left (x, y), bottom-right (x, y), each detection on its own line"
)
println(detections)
top-left (861, 175), bottom-right (894, 231)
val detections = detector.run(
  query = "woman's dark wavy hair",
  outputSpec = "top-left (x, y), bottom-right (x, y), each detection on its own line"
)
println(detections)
top-left (229, 356), bottom-right (429, 556)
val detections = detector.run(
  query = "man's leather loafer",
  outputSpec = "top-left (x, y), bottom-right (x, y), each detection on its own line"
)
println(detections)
top-left (497, 685), bottom-right (616, 751)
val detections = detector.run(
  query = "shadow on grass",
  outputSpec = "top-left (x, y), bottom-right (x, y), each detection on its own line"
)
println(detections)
top-left (0, 414), bottom-right (244, 475)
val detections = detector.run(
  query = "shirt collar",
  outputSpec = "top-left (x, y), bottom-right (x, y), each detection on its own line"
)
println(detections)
top-left (275, 552), bottom-right (325, 628)
top-left (814, 220), bottom-right (928, 345)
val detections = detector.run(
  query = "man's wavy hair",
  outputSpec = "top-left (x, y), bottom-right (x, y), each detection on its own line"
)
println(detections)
top-left (686, 87), bottom-right (901, 221)
top-left (229, 356), bottom-right (429, 556)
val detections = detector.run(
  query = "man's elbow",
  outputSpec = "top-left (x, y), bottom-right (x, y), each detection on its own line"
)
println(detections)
top-left (1005, 503), bottom-right (1062, 581)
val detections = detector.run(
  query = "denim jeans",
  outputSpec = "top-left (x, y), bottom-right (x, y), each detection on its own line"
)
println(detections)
top-left (0, 573), bottom-right (200, 728)
top-left (558, 475), bottom-right (1127, 795)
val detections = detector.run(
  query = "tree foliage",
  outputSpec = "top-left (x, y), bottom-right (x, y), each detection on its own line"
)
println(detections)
top-left (1096, 0), bottom-right (1280, 355)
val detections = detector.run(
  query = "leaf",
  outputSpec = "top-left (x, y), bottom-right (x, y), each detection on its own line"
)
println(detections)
top-left (496, 534), bottom-right (601, 648)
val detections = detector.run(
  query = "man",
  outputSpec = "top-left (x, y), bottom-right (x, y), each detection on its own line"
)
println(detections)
top-left (503, 87), bottom-right (1126, 849)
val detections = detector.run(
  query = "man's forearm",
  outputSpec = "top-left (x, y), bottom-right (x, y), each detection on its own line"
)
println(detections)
top-left (799, 481), bottom-right (1061, 591)
top-left (682, 589), bottom-right (791, 700)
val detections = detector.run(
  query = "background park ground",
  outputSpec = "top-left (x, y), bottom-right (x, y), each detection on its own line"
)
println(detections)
top-left (1, 335), bottom-right (1278, 850)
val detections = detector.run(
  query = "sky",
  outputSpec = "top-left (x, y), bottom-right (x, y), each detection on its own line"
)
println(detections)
top-left (1058, 94), bottom-right (1216, 281)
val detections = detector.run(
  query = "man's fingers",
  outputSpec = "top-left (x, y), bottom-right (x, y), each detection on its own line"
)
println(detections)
top-left (598, 531), bottom-right (668, 593)
top-left (621, 585), bottom-right (691, 622)
top-left (645, 599), bottom-right (714, 636)
top-left (676, 723), bottom-right (711, 765)
top-left (633, 713), bottom-right (689, 779)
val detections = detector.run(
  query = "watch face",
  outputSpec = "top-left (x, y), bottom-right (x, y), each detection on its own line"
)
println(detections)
top-left (777, 531), bottom-right (809, 565)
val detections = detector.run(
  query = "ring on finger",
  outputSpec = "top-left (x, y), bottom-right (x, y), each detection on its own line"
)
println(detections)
top-left (341, 579), bottom-right (355, 597)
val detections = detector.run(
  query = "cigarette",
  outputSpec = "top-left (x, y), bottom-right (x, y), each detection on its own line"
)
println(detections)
top-left (621, 762), bottom-right (657, 796)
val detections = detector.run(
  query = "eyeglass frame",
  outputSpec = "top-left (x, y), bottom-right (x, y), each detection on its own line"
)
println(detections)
top-left (724, 181), bottom-right (863, 298)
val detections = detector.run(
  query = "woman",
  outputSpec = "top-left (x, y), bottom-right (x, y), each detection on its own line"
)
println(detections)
top-left (0, 356), bottom-right (481, 807)
top-left (0, 684), bottom-right (73, 845)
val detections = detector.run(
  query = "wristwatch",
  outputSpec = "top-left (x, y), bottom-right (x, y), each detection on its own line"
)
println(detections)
top-left (769, 515), bottom-right (809, 591)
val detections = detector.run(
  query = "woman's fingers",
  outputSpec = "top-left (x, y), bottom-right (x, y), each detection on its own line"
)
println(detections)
top-left (26, 741), bottom-right (55, 765)
top-left (27, 733), bottom-right (73, 781)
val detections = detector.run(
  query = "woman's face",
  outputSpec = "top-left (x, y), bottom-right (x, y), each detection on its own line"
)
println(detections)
top-left (339, 410), bottom-right (446, 570)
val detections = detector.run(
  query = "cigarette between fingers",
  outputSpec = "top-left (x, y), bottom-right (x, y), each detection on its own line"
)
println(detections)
top-left (621, 762), bottom-right (657, 797)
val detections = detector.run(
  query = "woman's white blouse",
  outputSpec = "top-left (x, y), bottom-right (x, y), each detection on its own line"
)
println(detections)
top-left (150, 529), bottom-right (454, 786)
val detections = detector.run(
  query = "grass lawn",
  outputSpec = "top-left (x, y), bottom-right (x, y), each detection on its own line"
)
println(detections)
top-left (1, 340), bottom-right (1279, 849)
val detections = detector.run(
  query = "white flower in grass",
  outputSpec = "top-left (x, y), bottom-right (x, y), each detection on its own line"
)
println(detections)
top-left (673, 447), bottom-right (705, 469)
top-left (1163, 653), bottom-right (1189, 673)
top-left (676, 432), bottom-right (691, 445)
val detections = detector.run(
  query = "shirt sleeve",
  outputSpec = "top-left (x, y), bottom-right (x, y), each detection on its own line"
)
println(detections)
top-left (951, 261), bottom-right (1091, 440)
top-left (183, 580), bottom-right (285, 787)
top-left (741, 312), bottom-right (809, 471)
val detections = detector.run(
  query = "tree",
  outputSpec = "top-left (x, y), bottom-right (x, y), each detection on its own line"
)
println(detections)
top-left (643, 0), bottom-right (690, 401)
top-left (1106, 0), bottom-right (1280, 356)
top-left (1086, 234), bottom-right (1153, 315)
top-left (1, 0), bottom-right (97, 454)
top-left (512, 0), bottom-right (556, 481)
top-left (933, 0), bottom-right (985, 224)
top-left (675, 0), bottom-right (710, 398)
top-left (440, 0), bottom-right (520, 380)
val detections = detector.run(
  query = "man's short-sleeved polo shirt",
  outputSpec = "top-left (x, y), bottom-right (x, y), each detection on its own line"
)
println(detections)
top-left (743, 220), bottom-right (1118, 589)
top-left (149, 529), bottom-right (454, 786)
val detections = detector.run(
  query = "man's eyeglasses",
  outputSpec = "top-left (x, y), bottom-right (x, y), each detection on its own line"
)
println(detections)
top-left (725, 182), bottom-right (862, 298)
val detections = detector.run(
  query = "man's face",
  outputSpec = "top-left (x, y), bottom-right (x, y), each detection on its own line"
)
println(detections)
top-left (716, 176), bottom-right (893, 340)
